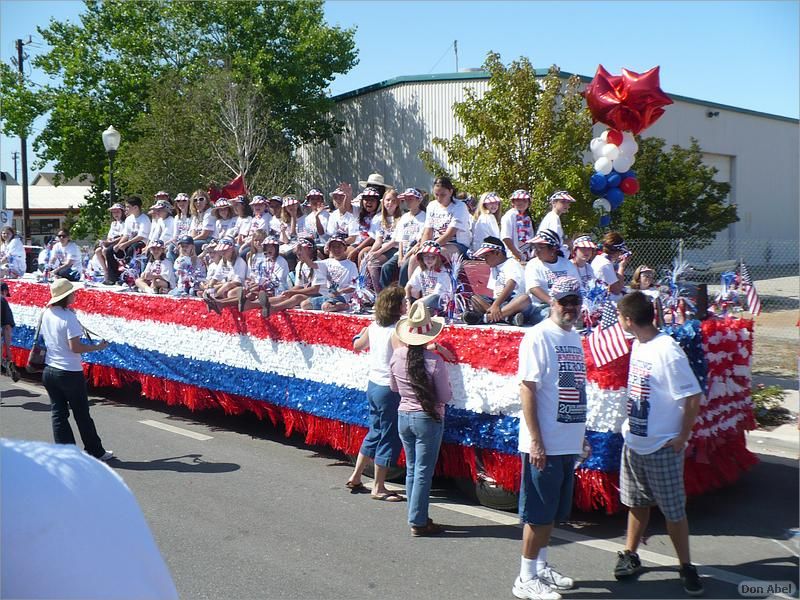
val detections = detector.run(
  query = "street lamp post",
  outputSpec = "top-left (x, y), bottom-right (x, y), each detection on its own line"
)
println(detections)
top-left (102, 126), bottom-right (121, 206)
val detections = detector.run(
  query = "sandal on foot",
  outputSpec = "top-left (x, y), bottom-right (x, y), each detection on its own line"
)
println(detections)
top-left (258, 291), bottom-right (271, 318)
top-left (345, 481), bottom-right (369, 494)
top-left (371, 491), bottom-right (404, 502)
top-left (237, 288), bottom-right (247, 313)
top-left (411, 519), bottom-right (445, 537)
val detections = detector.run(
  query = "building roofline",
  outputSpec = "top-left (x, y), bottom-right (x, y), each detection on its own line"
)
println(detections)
top-left (331, 70), bottom-right (799, 125)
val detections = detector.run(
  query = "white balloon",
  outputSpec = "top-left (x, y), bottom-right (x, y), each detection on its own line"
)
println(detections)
top-left (590, 137), bottom-right (605, 153)
top-left (593, 198), bottom-right (612, 213)
top-left (622, 131), bottom-right (636, 144)
top-left (594, 157), bottom-right (613, 175)
top-left (620, 138), bottom-right (639, 155)
top-left (612, 153), bottom-right (635, 173)
top-left (601, 143), bottom-right (620, 161)
top-left (600, 130), bottom-right (609, 142)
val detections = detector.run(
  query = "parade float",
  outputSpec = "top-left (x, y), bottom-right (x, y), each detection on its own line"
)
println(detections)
top-left (6, 278), bottom-right (757, 514)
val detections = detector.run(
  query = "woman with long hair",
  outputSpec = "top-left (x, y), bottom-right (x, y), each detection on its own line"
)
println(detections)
top-left (166, 193), bottom-right (193, 261)
top-left (630, 264), bottom-right (659, 299)
top-left (419, 176), bottom-right (471, 263)
top-left (345, 285), bottom-right (406, 501)
top-left (365, 189), bottom-right (402, 292)
top-left (0, 226), bottom-right (27, 278)
top-left (188, 191), bottom-right (216, 254)
top-left (390, 300), bottom-right (452, 536)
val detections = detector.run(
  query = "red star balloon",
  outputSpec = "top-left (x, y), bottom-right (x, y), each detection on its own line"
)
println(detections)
top-left (583, 65), bottom-right (673, 134)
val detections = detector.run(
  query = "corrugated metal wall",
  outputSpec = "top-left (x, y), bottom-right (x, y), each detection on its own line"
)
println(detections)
top-left (298, 79), bottom-right (489, 193)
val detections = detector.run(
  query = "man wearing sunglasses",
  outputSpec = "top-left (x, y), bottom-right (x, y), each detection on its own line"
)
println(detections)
top-left (513, 276), bottom-right (587, 600)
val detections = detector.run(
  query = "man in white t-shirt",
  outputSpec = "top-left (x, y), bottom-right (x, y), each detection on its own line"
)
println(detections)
top-left (613, 291), bottom-right (704, 597)
top-left (104, 196), bottom-right (151, 285)
top-left (461, 236), bottom-right (533, 326)
top-left (513, 276), bottom-right (586, 600)
top-left (500, 229), bottom-right (579, 327)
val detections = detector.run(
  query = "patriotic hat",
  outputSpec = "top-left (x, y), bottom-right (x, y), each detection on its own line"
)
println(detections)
top-left (296, 236), bottom-right (315, 249)
top-left (230, 195), bottom-right (246, 204)
top-left (549, 276), bottom-right (582, 300)
top-left (282, 195), bottom-right (299, 207)
top-left (418, 240), bottom-right (442, 255)
top-left (548, 190), bottom-right (576, 203)
top-left (325, 232), bottom-right (349, 251)
top-left (395, 299), bottom-right (445, 346)
top-left (149, 200), bottom-right (172, 213)
top-left (361, 186), bottom-right (381, 199)
top-left (530, 228), bottom-right (561, 247)
top-left (217, 237), bottom-right (235, 248)
top-left (250, 195), bottom-right (267, 205)
top-left (472, 240), bottom-right (505, 259)
top-left (108, 203), bottom-right (125, 212)
top-left (482, 192), bottom-right (501, 204)
top-left (269, 195), bottom-right (283, 204)
top-left (178, 235), bottom-right (194, 245)
top-left (149, 239), bottom-right (165, 248)
top-left (397, 188), bottom-right (422, 200)
top-left (154, 190), bottom-right (171, 200)
top-left (330, 186), bottom-right (346, 198)
top-left (174, 193), bottom-right (190, 202)
top-left (305, 189), bottom-right (324, 199)
top-left (510, 189), bottom-right (531, 201)
top-left (572, 235), bottom-right (597, 249)
top-left (262, 235), bottom-right (280, 246)
top-left (608, 240), bottom-right (630, 254)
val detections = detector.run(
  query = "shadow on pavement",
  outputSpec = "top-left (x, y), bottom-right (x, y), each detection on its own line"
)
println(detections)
top-left (0, 400), bottom-right (51, 411)
top-left (436, 523), bottom-right (520, 541)
top-left (2, 388), bottom-right (41, 399)
top-left (109, 453), bottom-right (240, 474)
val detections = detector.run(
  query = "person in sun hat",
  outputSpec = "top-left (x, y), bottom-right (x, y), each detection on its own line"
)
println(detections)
top-left (146, 199), bottom-right (174, 251)
top-left (380, 187), bottom-right (427, 289)
top-left (500, 189), bottom-right (536, 263)
top-left (461, 236), bottom-right (533, 327)
top-left (358, 172), bottom-right (394, 198)
top-left (347, 186), bottom-right (381, 262)
top-left (538, 190), bottom-right (576, 255)
top-left (470, 192), bottom-right (502, 253)
top-left (40, 278), bottom-right (113, 462)
top-left (298, 232), bottom-right (358, 313)
top-left (211, 198), bottom-right (237, 241)
top-left (300, 188), bottom-right (330, 243)
top-left (570, 234), bottom-right (598, 292)
top-left (236, 195), bottom-right (272, 258)
top-left (513, 275), bottom-right (586, 600)
top-left (405, 240), bottom-right (453, 315)
top-left (390, 299), bottom-right (452, 537)
top-left (166, 193), bottom-right (193, 261)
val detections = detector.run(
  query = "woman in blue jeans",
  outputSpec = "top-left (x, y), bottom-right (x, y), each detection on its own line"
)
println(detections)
top-left (345, 286), bottom-right (405, 501)
top-left (390, 300), bottom-right (453, 536)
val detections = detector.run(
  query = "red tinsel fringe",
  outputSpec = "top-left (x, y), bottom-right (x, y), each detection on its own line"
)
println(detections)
top-left (574, 469), bottom-right (621, 514)
top-left (480, 448), bottom-right (521, 492)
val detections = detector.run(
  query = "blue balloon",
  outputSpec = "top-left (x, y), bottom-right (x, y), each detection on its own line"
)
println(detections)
top-left (599, 214), bottom-right (612, 227)
top-left (607, 187), bottom-right (624, 209)
top-left (607, 171), bottom-right (622, 188)
top-left (620, 169), bottom-right (637, 180)
top-left (589, 173), bottom-right (608, 195)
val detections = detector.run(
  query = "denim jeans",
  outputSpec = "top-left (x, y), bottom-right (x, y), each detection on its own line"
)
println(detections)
top-left (398, 410), bottom-right (444, 527)
top-left (42, 366), bottom-right (106, 458)
top-left (359, 381), bottom-right (402, 467)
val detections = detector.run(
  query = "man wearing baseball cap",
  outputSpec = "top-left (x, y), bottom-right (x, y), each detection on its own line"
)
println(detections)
top-left (513, 276), bottom-right (587, 600)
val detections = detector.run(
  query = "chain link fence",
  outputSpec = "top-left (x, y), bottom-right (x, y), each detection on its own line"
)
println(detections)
top-left (625, 239), bottom-right (799, 369)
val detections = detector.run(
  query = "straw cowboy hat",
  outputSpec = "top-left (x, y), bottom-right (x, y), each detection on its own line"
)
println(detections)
top-left (47, 278), bottom-right (81, 306)
top-left (395, 300), bottom-right (445, 346)
top-left (358, 173), bottom-right (394, 190)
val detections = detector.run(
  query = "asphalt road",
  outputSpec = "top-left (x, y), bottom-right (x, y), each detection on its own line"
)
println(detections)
top-left (1, 375), bottom-right (797, 600)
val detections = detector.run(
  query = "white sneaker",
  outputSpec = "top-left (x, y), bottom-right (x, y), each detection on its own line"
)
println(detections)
top-left (538, 564), bottom-right (575, 590)
top-left (98, 450), bottom-right (114, 462)
top-left (512, 576), bottom-right (562, 600)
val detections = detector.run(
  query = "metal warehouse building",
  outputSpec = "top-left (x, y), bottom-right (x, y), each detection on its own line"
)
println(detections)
top-left (298, 70), bottom-right (799, 264)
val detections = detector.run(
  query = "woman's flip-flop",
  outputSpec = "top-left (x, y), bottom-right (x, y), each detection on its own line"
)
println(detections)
top-left (345, 481), bottom-right (369, 494)
top-left (371, 492), bottom-right (405, 502)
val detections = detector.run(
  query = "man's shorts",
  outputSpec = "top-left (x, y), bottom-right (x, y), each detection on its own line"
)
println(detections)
top-left (519, 453), bottom-right (577, 525)
top-left (307, 294), bottom-right (347, 310)
top-left (620, 443), bottom-right (686, 522)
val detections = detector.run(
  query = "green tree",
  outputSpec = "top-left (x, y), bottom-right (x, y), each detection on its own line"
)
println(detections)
top-left (618, 137), bottom-right (737, 246)
top-left (420, 52), bottom-right (595, 232)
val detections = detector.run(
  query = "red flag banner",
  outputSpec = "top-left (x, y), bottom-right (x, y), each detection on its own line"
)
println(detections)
top-left (208, 173), bottom-right (247, 202)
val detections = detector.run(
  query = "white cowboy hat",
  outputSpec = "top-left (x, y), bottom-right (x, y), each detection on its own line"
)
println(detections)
top-left (358, 173), bottom-right (394, 190)
top-left (47, 278), bottom-right (82, 306)
top-left (395, 300), bottom-right (445, 346)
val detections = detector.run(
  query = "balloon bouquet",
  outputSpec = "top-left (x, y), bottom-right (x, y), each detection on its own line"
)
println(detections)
top-left (583, 66), bottom-right (673, 226)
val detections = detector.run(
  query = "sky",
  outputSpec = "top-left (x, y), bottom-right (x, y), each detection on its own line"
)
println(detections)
top-left (1, 0), bottom-right (798, 180)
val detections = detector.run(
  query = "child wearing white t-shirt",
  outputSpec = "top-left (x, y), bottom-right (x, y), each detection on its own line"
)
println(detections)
top-left (500, 189), bottom-right (535, 262)
top-left (135, 241), bottom-right (175, 294)
top-left (405, 240), bottom-right (453, 315)
top-left (300, 234), bottom-right (358, 313)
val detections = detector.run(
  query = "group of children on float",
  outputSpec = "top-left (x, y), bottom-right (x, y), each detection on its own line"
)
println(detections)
top-left (2, 173), bottom-right (662, 324)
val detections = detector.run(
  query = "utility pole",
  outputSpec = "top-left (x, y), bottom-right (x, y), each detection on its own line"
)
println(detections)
top-left (11, 152), bottom-right (19, 181)
top-left (454, 40), bottom-right (459, 72)
top-left (16, 38), bottom-right (31, 243)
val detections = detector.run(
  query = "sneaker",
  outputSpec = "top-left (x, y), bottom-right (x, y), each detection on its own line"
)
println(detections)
top-left (537, 564), bottom-right (574, 590)
top-left (512, 312), bottom-right (527, 327)
top-left (97, 450), bottom-right (114, 462)
top-left (461, 310), bottom-right (482, 325)
top-left (8, 362), bottom-right (20, 383)
top-left (512, 576), bottom-right (562, 600)
top-left (679, 563), bottom-right (704, 597)
top-left (614, 550), bottom-right (643, 579)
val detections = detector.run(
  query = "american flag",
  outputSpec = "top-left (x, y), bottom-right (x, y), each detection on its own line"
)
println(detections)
top-left (740, 262), bottom-right (762, 316)
top-left (588, 301), bottom-right (630, 367)
top-left (558, 371), bottom-right (582, 402)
